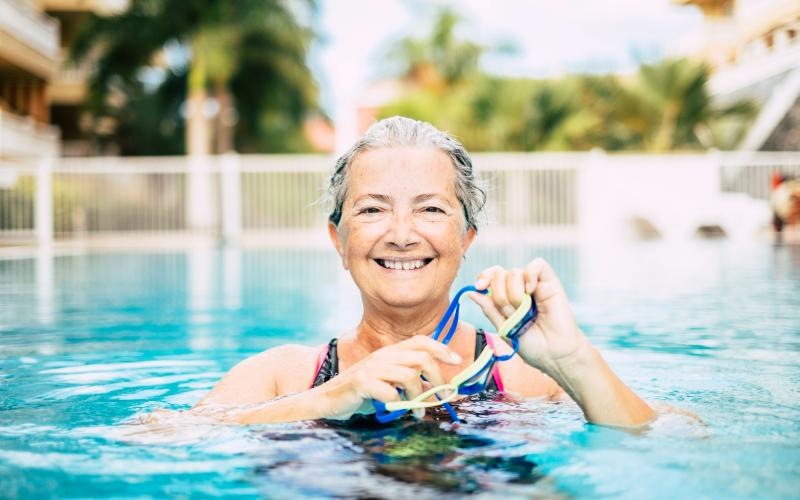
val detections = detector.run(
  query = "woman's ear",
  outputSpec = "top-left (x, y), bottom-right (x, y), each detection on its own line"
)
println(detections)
top-left (461, 226), bottom-right (476, 256)
top-left (328, 221), bottom-right (348, 270)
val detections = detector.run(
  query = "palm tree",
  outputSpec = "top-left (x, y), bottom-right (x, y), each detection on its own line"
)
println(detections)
top-left (71, 0), bottom-right (319, 155)
top-left (628, 58), bottom-right (755, 151)
top-left (390, 8), bottom-right (483, 91)
top-left (519, 83), bottom-right (580, 150)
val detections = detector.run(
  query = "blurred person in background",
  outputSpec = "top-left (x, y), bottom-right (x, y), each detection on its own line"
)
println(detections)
top-left (771, 173), bottom-right (800, 243)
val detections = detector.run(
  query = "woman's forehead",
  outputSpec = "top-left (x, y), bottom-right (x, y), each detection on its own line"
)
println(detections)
top-left (347, 146), bottom-right (457, 196)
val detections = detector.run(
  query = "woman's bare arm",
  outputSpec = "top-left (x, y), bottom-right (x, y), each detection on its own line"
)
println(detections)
top-left (471, 259), bottom-right (656, 428)
top-left (192, 335), bottom-right (463, 424)
top-left (194, 344), bottom-right (318, 407)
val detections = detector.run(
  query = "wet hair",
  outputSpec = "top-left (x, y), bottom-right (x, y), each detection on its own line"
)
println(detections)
top-left (327, 116), bottom-right (486, 232)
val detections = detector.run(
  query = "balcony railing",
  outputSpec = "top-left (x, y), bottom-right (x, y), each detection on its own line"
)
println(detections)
top-left (39, 0), bottom-right (129, 14)
top-left (0, 110), bottom-right (60, 158)
top-left (0, 0), bottom-right (59, 62)
top-left (709, 43), bottom-right (800, 97)
top-left (50, 54), bottom-right (93, 104)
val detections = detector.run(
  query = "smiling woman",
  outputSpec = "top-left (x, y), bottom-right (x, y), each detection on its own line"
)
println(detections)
top-left (329, 146), bottom-right (471, 311)
top-left (190, 116), bottom-right (655, 427)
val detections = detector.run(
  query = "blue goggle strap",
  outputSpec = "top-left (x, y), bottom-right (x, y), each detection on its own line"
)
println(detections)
top-left (432, 286), bottom-right (488, 345)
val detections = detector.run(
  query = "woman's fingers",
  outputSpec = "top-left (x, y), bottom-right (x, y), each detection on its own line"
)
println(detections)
top-left (523, 258), bottom-right (562, 301)
top-left (404, 335), bottom-right (462, 364)
top-left (371, 345), bottom-right (455, 417)
top-left (373, 364), bottom-right (415, 385)
top-left (523, 258), bottom-right (544, 295)
top-left (475, 265), bottom-right (503, 291)
top-left (476, 266), bottom-right (529, 318)
top-left (468, 290), bottom-right (506, 330)
top-left (507, 268), bottom-right (526, 309)
top-left (339, 335), bottom-right (467, 419)
top-left (489, 268), bottom-right (515, 317)
top-left (365, 379), bottom-right (405, 405)
top-left (389, 350), bottom-right (446, 388)
top-left (379, 364), bottom-right (426, 418)
top-left (474, 265), bottom-right (524, 328)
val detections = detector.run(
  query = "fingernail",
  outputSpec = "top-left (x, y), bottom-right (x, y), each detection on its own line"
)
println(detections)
top-left (475, 278), bottom-right (488, 289)
top-left (502, 305), bottom-right (516, 317)
top-left (526, 282), bottom-right (534, 294)
top-left (449, 352), bottom-right (462, 364)
top-left (413, 408), bottom-right (424, 419)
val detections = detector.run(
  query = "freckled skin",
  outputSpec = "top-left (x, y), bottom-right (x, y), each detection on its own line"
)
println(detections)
top-left (329, 146), bottom-right (474, 314)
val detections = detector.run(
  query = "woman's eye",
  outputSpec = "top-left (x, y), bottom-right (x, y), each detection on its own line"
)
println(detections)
top-left (359, 207), bottom-right (381, 215)
top-left (424, 206), bottom-right (445, 213)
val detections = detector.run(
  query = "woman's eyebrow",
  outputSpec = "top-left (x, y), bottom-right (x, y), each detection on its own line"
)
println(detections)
top-left (414, 194), bottom-right (454, 206)
top-left (352, 193), bottom-right (453, 206)
top-left (353, 194), bottom-right (392, 204)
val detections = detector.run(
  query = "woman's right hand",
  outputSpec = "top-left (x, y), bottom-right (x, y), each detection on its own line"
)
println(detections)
top-left (315, 335), bottom-right (463, 420)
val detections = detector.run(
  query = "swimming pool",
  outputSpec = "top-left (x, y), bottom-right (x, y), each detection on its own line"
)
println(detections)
top-left (1, 241), bottom-right (798, 498)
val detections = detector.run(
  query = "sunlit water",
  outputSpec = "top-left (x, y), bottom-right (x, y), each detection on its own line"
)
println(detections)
top-left (1, 242), bottom-right (798, 498)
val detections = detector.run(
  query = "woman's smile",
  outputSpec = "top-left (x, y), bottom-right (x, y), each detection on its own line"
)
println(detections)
top-left (374, 257), bottom-right (435, 271)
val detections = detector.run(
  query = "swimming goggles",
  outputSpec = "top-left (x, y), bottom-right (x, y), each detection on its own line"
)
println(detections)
top-left (373, 285), bottom-right (537, 423)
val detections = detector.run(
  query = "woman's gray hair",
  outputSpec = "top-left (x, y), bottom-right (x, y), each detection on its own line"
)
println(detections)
top-left (327, 116), bottom-right (486, 232)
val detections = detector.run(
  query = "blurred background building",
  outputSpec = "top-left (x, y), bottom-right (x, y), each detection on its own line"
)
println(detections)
top-left (675, 0), bottom-right (800, 150)
top-left (0, 0), bottom-right (60, 159)
top-left (43, 0), bottom-right (128, 156)
top-left (3, 0), bottom-right (799, 160)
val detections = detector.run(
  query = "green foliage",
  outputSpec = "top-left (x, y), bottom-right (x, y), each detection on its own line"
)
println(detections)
top-left (388, 7), bottom-right (483, 90)
top-left (378, 8), bottom-right (756, 152)
top-left (378, 59), bottom-right (756, 152)
top-left (98, 68), bottom-right (186, 155)
top-left (70, 0), bottom-right (320, 155)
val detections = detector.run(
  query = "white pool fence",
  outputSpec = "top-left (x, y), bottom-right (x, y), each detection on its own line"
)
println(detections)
top-left (1, 151), bottom-right (798, 246)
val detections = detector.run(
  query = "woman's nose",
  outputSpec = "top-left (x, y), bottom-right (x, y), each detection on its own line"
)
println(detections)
top-left (386, 212), bottom-right (420, 248)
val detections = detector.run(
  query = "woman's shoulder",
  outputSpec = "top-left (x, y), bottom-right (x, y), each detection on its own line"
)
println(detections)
top-left (252, 343), bottom-right (320, 362)
top-left (231, 343), bottom-right (319, 376)
top-left (201, 343), bottom-right (325, 405)
top-left (257, 343), bottom-right (327, 395)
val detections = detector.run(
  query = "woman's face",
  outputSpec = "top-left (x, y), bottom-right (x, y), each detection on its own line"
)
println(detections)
top-left (329, 146), bottom-right (475, 310)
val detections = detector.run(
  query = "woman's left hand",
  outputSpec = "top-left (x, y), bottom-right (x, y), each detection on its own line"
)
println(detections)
top-left (470, 258), bottom-right (657, 427)
top-left (468, 258), bottom-right (591, 374)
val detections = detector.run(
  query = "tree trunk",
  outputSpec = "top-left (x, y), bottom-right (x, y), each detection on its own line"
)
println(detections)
top-left (651, 101), bottom-right (679, 152)
top-left (214, 83), bottom-right (235, 154)
top-left (186, 42), bottom-right (211, 156)
top-left (186, 88), bottom-right (212, 156)
top-left (185, 44), bottom-right (215, 232)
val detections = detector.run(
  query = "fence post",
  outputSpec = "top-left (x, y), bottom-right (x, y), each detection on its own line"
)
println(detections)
top-left (707, 148), bottom-right (722, 196)
top-left (187, 155), bottom-right (215, 235)
top-left (578, 148), bottom-right (621, 244)
top-left (506, 169), bottom-right (525, 228)
top-left (35, 155), bottom-right (53, 246)
top-left (220, 152), bottom-right (242, 244)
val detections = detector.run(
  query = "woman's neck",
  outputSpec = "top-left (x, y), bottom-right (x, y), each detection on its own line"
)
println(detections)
top-left (353, 298), bottom-right (452, 352)
top-left (336, 297), bottom-right (478, 376)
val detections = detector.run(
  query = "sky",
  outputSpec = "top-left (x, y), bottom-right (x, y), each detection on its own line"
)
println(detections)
top-left (310, 0), bottom-right (705, 120)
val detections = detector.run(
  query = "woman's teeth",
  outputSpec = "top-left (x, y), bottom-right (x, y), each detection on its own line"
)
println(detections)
top-left (379, 259), bottom-right (427, 270)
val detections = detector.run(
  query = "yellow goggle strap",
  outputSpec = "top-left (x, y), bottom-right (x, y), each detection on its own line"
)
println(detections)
top-left (382, 294), bottom-right (532, 413)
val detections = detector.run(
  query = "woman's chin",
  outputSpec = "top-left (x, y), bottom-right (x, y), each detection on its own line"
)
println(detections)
top-left (374, 288), bottom-right (432, 309)
top-left (382, 294), bottom-right (427, 309)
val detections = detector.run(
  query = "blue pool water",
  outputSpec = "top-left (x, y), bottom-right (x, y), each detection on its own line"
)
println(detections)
top-left (1, 242), bottom-right (799, 498)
